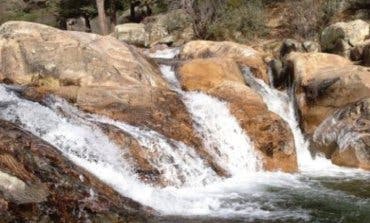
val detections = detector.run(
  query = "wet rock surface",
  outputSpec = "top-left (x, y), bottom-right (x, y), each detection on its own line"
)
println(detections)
top-left (0, 120), bottom-right (151, 222)
top-left (178, 59), bottom-right (297, 172)
top-left (313, 98), bottom-right (370, 170)
top-left (0, 21), bottom-right (218, 179)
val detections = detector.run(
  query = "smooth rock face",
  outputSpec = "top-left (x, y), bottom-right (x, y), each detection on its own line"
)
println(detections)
top-left (0, 120), bottom-right (150, 222)
top-left (0, 21), bottom-right (167, 88)
top-left (114, 23), bottom-right (149, 47)
top-left (178, 59), bottom-right (297, 172)
top-left (0, 21), bottom-right (222, 178)
top-left (178, 58), bottom-right (245, 92)
top-left (320, 19), bottom-right (369, 57)
top-left (179, 40), bottom-right (269, 84)
top-left (295, 63), bottom-right (370, 135)
top-left (286, 52), bottom-right (352, 87)
top-left (313, 98), bottom-right (370, 170)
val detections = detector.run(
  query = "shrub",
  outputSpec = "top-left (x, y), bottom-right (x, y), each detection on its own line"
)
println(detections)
top-left (206, 0), bottom-right (267, 41)
top-left (289, 0), bottom-right (341, 40)
top-left (170, 0), bottom-right (267, 41)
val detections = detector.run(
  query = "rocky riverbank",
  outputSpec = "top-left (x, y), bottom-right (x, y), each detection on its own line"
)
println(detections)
top-left (0, 4), bottom-right (369, 220)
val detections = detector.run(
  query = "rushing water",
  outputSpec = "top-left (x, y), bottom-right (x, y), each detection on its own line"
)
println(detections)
top-left (0, 48), bottom-right (368, 222)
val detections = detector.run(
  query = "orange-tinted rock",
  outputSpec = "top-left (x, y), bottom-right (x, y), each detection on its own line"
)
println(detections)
top-left (178, 59), bottom-right (297, 172)
top-left (179, 40), bottom-right (269, 84)
top-left (178, 58), bottom-right (244, 92)
top-left (285, 52), bottom-right (370, 134)
top-left (286, 52), bottom-right (352, 87)
top-left (75, 86), bottom-right (228, 177)
top-left (0, 22), bottom-right (227, 178)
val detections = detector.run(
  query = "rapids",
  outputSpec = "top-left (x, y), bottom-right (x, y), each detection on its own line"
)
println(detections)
top-left (0, 48), bottom-right (368, 222)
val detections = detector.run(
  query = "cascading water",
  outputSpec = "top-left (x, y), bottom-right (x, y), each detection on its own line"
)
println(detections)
top-left (0, 48), bottom-right (369, 222)
top-left (0, 84), bottom-right (315, 219)
top-left (241, 67), bottom-right (357, 174)
top-left (152, 49), bottom-right (261, 176)
top-left (241, 67), bottom-right (313, 169)
top-left (47, 97), bottom-right (219, 187)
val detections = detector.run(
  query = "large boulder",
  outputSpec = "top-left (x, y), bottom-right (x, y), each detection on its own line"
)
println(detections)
top-left (113, 23), bottom-right (149, 47)
top-left (320, 19), bottom-right (369, 57)
top-left (0, 21), bottom-right (167, 88)
top-left (0, 20), bottom-right (166, 94)
top-left (178, 58), bottom-right (245, 92)
top-left (178, 59), bottom-right (297, 172)
top-left (286, 52), bottom-right (352, 87)
top-left (0, 120), bottom-right (150, 222)
top-left (288, 53), bottom-right (370, 135)
top-left (0, 21), bottom-right (224, 178)
top-left (179, 40), bottom-right (269, 84)
top-left (313, 98), bottom-right (370, 170)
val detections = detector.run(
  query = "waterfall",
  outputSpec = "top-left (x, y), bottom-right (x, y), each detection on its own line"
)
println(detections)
top-left (152, 49), bottom-right (261, 176)
top-left (241, 68), bottom-right (343, 171)
top-left (0, 84), bottom-right (313, 219)
top-left (0, 51), bottom-right (368, 221)
top-left (48, 97), bottom-right (219, 186)
top-left (0, 84), bottom-right (227, 215)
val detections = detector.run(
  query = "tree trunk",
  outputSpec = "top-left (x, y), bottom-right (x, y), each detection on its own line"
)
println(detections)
top-left (96, 0), bottom-right (109, 35)
top-left (110, 0), bottom-right (117, 28)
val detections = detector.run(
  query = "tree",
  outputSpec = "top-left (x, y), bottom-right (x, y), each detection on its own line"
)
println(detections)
top-left (96, 0), bottom-right (109, 35)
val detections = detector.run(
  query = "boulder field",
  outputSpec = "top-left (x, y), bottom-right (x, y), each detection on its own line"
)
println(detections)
top-left (0, 19), bottom-right (370, 221)
top-left (0, 22), bottom-right (298, 178)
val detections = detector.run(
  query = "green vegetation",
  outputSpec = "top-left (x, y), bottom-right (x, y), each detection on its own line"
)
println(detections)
top-left (207, 0), bottom-right (267, 41)
top-left (289, 0), bottom-right (341, 39)
top-left (0, 0), bottom-right (346, 42)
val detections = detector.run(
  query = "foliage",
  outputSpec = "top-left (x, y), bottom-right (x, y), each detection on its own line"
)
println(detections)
top-left (208, 0), bottom-right (267, 41)
top-left (182, 0), bottom-right (267, 41)
top-left (289, 0), bottom-right (341, 39)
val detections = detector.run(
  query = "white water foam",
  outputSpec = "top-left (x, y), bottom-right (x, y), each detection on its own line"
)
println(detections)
top-left (153, 49), bottom-right (261, 176)
top-left (0, 84), bottom-right (312, 220)
top-left (241, 68), bottom-right (360, 173)
top-left (0, 48), bottom-right (367, 221)
top-left (47, 97), bottom-right (219, 187)
top-left (182, 92), bottom-right (261, 175)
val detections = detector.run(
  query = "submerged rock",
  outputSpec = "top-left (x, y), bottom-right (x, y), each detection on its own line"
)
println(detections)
top-left (313, 98), bottom-right (370, 170)
top-left (178, 59), bottom-right (297, 172)
top-left (179, 40), bottom-right (269, 84)
top-left (0, 120), bottom-right (151, 222)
